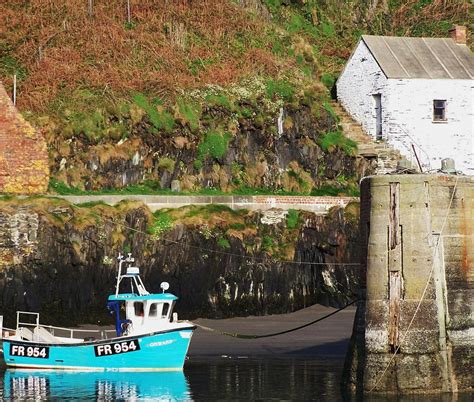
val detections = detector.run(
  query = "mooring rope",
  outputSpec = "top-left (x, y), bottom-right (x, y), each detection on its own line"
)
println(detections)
top-left (193, 299), bottom-right (357, 339)
top-left (368, 175), bottom-right (460, 393)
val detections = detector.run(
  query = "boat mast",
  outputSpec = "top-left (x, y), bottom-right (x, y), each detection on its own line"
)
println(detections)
top-left (115, 254), bottom-right (124, 296)
top-left (115, 254), bottom-right (149, 296)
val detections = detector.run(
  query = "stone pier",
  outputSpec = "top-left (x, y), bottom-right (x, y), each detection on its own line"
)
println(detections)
top-left (344, 174), bottom-right (473, 394)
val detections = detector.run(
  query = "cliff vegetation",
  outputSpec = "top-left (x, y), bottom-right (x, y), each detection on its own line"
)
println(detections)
top-left (1, 0), bottom-right (470, 195)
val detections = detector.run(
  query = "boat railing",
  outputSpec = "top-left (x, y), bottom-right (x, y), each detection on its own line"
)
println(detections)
top-left (16, 322), bottom-right (116, 341)
top-left (15, 311), bottom-right (116, 341)
top-left (16, 311), bottom-right (39, 331)
top-left (0, 323), bottom-right (15, 340)
top-left (37, 324), bottom-right (116, 340)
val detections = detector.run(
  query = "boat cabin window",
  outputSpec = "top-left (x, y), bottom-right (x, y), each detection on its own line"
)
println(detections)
top-left (134, 302), bottom-right (144, 317)
top-left (162, 303), bottom-right (169, 318)
top-left (148, 302), bottom-right (170, 319)
top-left (149, 303), bottom-right (158, 317)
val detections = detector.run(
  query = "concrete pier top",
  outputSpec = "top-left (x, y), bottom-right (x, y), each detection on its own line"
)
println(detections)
top-left (362, 172), bottom-right (473, 185)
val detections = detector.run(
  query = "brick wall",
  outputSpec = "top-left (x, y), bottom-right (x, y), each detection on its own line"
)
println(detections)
top-left (253, 195), bottom-right (357, 206)
top-left (0, 82), bottom-right (49, 194)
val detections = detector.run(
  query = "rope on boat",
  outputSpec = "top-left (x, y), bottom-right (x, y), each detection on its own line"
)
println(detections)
top-left (194, 299), bottom-right (357, 339)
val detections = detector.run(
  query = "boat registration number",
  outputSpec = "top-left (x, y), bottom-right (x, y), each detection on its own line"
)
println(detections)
top-left (10, 344), bottom-right (49, 359)
top-left (94, 339), bottom-right (140, 357)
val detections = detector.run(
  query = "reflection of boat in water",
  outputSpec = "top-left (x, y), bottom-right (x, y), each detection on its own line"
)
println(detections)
top-left (3, 369), bottom-right (190, 400)
top-left (1, 254), bottom-right (195, 370)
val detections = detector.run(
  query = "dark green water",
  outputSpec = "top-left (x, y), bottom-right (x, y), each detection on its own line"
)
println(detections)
top-left (0, 358), bottom-right (472, 401)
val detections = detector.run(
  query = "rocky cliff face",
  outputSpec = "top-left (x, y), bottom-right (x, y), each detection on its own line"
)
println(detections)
top-left (50, 93), bottom-right (374, 194)
top-left (0, 198), bottom-right (361, 326)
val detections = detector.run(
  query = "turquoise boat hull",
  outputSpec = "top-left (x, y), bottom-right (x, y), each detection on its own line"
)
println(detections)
top-left (2, 327), bottom-right (195, 371)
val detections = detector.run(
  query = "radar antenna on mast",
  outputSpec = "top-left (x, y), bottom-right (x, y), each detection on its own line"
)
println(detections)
top-left (115, 254), bottom-right (149, 296)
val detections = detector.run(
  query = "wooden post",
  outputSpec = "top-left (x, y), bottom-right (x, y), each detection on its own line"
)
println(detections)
top-left (411, 144), bottom-right (423, 173)
top-left (388, 182), bottom-right (403, 351)
top-left (88, 0), bottom-right (93, 17)
top-left (13, 74), bottom-right (17, 106)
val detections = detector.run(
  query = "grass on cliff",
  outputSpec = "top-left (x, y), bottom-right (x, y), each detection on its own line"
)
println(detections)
top-left (3, 0), bottom-right (468, 117)
top-left (319, 130), bottom-right (357, 155)
top-left (48, 177), bottom-right (360, 197)
top-left (2, 0), bottom-right (470, 196)
top-left (0, 0), bottom-right (285, 114)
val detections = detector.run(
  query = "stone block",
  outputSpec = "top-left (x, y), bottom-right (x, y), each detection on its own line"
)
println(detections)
top-left (171, 180), bottom-right (181, 192)
top-left (363, 353), bottom-right (399, 392)
top-left (365, 300), bottom-right (388, 329)
top-left (365, 329), bottom-right (388, 353)
top-left (450, 343), bottom-right (474, 390)
top-left (398, 329), bottom-right (440, 354)
top-left (395, 353), bottom-right (445, 392)
top-left (447, 290), bottom-right (473, 329)
top-left (399, 299), bottom-right (438, 331)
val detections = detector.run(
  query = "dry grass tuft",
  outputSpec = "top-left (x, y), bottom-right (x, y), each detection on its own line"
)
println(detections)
top-left (1, 0), bottom-right (276, 112)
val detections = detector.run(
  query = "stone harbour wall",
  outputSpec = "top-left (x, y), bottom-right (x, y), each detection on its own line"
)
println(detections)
top-left (0, 82), bottom-right (49, 194)
top-left (0, 198), bottom-right (362, 326)
top-left (344, 174), bottom-right (473, 394)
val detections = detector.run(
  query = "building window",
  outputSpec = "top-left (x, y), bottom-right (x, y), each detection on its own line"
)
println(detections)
top-left (433, 100), bottom-right (447, 121)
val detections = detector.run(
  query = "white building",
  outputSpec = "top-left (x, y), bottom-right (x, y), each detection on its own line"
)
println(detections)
top-left (336, 26), bottom-right (473, 174)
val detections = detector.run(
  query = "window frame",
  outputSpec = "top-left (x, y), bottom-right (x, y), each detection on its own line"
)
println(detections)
top-left (149, 302), bottom-right (158, 317)
top-left (433, 99), bottom-right (447, 122)
top-left (134, 301), bottom-right (144, 317)
top-left (161, 303), bottom-right (170, 318)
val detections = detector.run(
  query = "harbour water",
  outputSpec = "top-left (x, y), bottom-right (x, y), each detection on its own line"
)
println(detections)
top-left (0, 358), bottom-right (472, 401)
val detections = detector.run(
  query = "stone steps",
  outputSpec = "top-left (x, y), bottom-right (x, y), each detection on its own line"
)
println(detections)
top-left (329, 101), bottom-right (402, 175)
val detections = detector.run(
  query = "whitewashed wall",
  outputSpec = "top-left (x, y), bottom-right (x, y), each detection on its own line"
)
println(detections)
top-left (337, 40), bottom-right (474, 174)
top-left (384, 79), bottom-right (473, 174)
top-left (336, 40), bottom-right (388, 138)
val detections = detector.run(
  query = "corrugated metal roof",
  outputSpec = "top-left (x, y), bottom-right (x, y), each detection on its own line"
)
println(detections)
top-left (362, 35), bottom-right (474, 79)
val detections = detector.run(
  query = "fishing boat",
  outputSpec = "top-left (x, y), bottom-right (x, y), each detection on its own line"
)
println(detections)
top-left (0, 254), bottom-right (195, 371)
